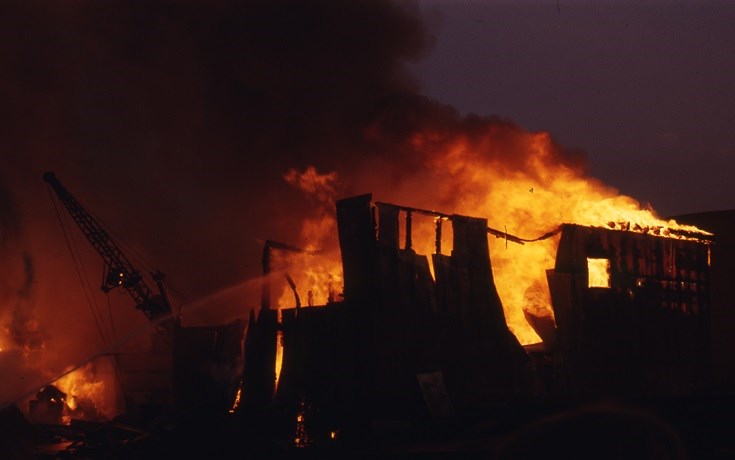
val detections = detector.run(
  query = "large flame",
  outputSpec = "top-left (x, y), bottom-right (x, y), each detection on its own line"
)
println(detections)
top-left (276, 167), bottom-right (343, 309)
top-left (278, 129), bottom-right (708, 346)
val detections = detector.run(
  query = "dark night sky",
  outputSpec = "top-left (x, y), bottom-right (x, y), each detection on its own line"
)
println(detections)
top-left (412, 0), bottom-right (735, 218)
top-left (1, 0), bottom-right (734, 401)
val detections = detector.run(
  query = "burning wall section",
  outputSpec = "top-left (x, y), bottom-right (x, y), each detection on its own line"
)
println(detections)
top-left (242, 194), bottom-right (533, 437)
top-left (368, 198), bottom-right (531, 418)
top-left (547, 224), bottom-right (711, 399)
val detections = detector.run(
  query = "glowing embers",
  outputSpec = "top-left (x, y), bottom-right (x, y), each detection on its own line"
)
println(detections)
top-left (587, 258), bottom-right (611, 288)
top-left (293, 397), bottom-right (312, 448)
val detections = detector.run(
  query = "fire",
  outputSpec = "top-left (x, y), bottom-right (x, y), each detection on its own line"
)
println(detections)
top-left (587, 258), bottom-right (611, 288)
top-left (293, 397), bottom-right (312, 448)
top-left (275, 166), bottom-right (343, 310)
top-left (271, 168), bottom-right (344, 388)
top-left (51, 359), bottom-right (119, 423)
top-left (275, 326), bottom-right (284, 392)
top-left (275, 253), bottom-right (343, 308)
top-left (273, 253), bottom-right (343, 390)
top-left (229, 381), bottom-right (242, 413)
top-left (281, 126), bottom-right (709, 346)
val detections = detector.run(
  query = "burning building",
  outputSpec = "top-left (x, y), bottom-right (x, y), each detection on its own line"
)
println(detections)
top-left (1, 2), bottom-right (732, 457)
top-left (240, 192), bottom-right (715, 442)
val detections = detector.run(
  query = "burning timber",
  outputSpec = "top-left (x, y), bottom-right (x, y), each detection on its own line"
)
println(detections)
top-left (241, 193), bottom-right (717, 443)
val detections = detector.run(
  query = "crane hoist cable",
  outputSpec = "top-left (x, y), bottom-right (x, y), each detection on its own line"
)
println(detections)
top-left (47, 185), bottom-right (111, 346)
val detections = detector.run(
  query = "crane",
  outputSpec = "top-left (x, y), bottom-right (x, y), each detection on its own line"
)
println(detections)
top-left (43, 172), bottom-right (251, 422)
top-left (43, 172), bottom-right (173, 328)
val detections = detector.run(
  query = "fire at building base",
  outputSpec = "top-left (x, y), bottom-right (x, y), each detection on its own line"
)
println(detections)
top-left (5, 191), bottom-right (735, 458)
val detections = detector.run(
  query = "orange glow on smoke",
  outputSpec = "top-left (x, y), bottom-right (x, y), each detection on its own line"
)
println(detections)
top-left (282, 129), bottom-right (709, 346)
top-left (0, 330), bottom-right (8, 353)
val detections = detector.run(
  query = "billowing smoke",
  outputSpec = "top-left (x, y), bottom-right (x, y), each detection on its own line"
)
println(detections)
top-left (0, 0), bottom-right (592, 408)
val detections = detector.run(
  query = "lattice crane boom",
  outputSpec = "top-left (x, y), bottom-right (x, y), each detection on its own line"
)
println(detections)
top-left (43, 172), bottom-right (171, 322)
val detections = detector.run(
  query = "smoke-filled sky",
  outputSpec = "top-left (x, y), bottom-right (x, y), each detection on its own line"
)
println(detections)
top-left (1, 0), bottom-right (733, 401)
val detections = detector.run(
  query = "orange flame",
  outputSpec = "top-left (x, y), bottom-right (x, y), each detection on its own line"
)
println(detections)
top-left (281, 126), bottom-right (709, 346)
top-left (276, 167), bottom-right (343, 309)
top-left (587, 258), bottom-right (611, 288)
top-left (52, 359), bottom-right (119, 423)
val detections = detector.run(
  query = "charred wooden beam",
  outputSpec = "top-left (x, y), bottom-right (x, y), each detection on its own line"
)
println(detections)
top-left (435, 218), bottom-right (443, 255)
top-left (261, 239), bottom-right (316, 311)
top-left (373, 201), bottom-right (557, 246)
top-left (405, 210), bottom-right (413, 251)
